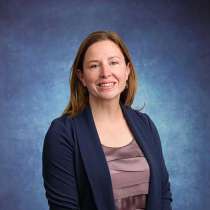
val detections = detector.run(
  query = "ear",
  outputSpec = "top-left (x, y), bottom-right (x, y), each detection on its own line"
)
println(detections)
top-left (76, 69), bottom-right (86, 87)
top-left (125, 62), bottom-right (131, 79)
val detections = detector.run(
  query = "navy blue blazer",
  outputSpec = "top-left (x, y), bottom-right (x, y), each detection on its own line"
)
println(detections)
top-left (42, 103), bottom-right (173, 210)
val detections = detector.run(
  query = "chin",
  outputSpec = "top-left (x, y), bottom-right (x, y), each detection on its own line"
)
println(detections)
top-left (89, 88), bottom-right (124, 101)
top-left (97, 92), bottom-right (121, 101)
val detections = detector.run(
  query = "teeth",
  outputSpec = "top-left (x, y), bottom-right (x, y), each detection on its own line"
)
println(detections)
top-left (98, 82), bottom-right (115, 87)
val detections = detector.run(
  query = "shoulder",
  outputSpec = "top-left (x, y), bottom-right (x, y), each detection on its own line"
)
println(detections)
top-left (127, 105), bottom-right (161, 139)
top-left (130, 106), bottom-right (163, 144)
top-left (49, 114), bottom-right (73, 132)
top-left (44, 114), bottom-right (75, 147)
top-left (126, 106), bottom-right (155, 129)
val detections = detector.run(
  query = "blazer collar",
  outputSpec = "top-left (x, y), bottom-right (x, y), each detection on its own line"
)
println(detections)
top-left (73, 103), bottom-right (154, 210)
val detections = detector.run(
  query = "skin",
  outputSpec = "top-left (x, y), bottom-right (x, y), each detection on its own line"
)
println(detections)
top-left (77, 40), bottom-right (133, 147)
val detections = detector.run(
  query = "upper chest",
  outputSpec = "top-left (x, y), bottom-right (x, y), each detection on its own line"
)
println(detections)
top-left (93, 118), bottom-right (134, 148)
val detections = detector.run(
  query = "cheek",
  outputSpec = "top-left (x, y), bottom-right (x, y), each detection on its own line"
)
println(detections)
top-left (83, 73), bottom-right (98, 86)
top-left (118, 70), bottom-right (129, 81)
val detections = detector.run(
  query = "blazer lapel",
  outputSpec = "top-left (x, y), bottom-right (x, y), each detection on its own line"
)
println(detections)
top-left (73, 105), bottom-right (116, 210)
top-left (73, 103), bottom-right (156, 210)
top-left (120, 104), bottom-right (157, 210)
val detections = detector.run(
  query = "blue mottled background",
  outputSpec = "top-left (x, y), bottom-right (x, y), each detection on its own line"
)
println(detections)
top-left (1, 0), bottom-right (210, 209)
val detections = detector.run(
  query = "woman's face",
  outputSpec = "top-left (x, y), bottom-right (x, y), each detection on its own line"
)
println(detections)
top-left (78, 40), bottom-right (131, 104)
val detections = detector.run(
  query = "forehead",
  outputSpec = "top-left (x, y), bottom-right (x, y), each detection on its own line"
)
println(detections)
top-left (84, 40), bottom-right (124, 61)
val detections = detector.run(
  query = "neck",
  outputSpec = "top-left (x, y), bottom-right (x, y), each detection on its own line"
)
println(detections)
top-left (89, 97), bottom-right (123, 122)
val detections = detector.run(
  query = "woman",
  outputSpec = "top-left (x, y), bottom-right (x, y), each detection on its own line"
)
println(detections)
top-left (42, 31), bottom-right (173, 210)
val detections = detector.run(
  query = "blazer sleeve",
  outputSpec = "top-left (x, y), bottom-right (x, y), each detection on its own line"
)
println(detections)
top-left (42, 118), bottom-right (80, 210)
top-left (144, 113), bottom-right (173, 210)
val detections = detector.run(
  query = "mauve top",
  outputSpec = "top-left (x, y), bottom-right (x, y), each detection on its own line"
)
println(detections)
top-left (101, 138), bottom-right (150, 210)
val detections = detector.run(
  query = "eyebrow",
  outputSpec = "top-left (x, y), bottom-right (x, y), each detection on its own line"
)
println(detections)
top-left (86, 56), bottom-right (121, 64)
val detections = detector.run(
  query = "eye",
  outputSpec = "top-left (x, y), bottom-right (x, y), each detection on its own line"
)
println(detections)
top-left (90, 64), bottom-right (99, 69)
top-left (110, 61), bottom-right (119, 66)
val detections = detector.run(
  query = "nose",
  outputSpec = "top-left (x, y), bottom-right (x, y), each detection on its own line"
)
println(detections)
top-left (100, 63), bottom-right (111, 78)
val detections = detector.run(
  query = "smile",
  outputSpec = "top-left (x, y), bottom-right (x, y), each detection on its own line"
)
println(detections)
top-left (97, 82), bottom-right (116, 87)
top-left (98, 82), bottom-right (115, 87)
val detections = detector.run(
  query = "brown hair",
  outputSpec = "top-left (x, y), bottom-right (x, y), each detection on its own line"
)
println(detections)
top-left (62, 31), bottom-right (138, 117)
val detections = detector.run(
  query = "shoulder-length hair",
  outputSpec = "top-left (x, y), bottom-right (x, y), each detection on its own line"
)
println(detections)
top-left (62, 31), bottom-right (138, 117)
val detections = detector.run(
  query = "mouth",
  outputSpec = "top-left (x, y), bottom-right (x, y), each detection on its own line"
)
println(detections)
top-left (96, 82), bottom-right (116, 87)
top-left (96, 82), bottom-right (117, 91)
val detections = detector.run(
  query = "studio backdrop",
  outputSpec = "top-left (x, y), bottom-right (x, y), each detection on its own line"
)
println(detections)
top-left (1, 1), bottom-right (210, 210)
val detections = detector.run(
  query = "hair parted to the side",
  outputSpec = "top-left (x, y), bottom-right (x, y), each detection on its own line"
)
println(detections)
top-left (62, 30), bottom-right (139, 117)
